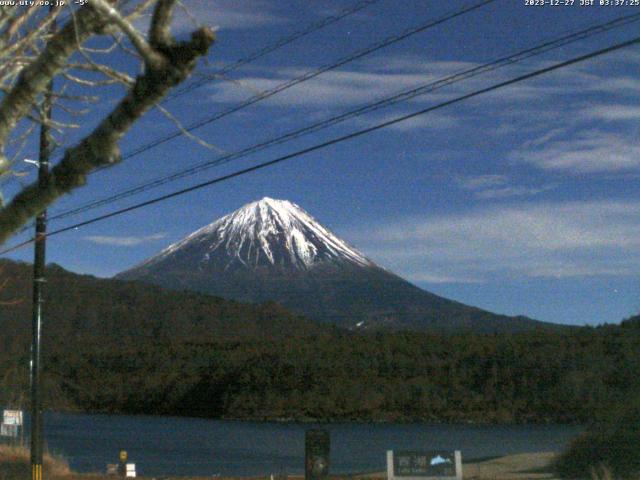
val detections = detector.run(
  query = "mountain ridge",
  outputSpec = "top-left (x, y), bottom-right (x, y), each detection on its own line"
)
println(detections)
top-left (0, 258), bottom-right (327, 345)
top-left (117, 198), bottom-right (561, 333)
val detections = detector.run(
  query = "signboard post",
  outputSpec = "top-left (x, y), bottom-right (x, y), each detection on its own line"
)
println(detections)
top-left (118, 450), bottom-right (128, 477)
top-left (1, 424), bottom-right (19, 438)
top-left (3, 410), bottom-right (23, 426)
top-left (305, 429), bottom-right (330, 480)
top-left (387, 450), bottom-right (462, 480)
top-left (1, 410), bottom-right (23, 445)
top-left (125, 463), bottom-right (136, 478)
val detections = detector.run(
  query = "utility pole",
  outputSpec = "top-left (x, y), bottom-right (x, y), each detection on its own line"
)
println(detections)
top-left (30, 8), bottom-right (55, 480)
top-left (30, 85), bottom-right (51, 480)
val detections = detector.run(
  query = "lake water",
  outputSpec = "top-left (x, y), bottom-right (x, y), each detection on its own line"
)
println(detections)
top-left (22, 411), bottom-right (583, 477)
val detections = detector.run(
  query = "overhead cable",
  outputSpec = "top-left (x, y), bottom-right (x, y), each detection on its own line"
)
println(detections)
top-left (2, 33), bottom-right (638, 256)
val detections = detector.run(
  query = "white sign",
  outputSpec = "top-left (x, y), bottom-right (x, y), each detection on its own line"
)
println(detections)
top-left (387, 450), bottom-right (462, 480)
top-left (0, 423), bottom-right (19, 437)
top-left (3, 410), bottom-right (23, 426)
top-left (126, 463), bottom-right (136, 478)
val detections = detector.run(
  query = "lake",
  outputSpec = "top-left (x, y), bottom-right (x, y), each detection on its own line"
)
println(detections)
top-left (21, 411), bottom-right (583, 477)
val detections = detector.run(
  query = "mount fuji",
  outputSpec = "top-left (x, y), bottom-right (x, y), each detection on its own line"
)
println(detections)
top-left (116, 197), bottom-right (555, 333)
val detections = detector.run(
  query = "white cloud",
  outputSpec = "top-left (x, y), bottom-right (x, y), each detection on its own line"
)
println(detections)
top-left (83, 234), bottom-right (167, 247)
top-left (512, 132), bottom-right (640, 173)
top-left (349, 200), bottom-right (640, 283)
top-left (602, 77), bottom-right (640, 94)
top-left (456, 175), bottom-right (554, 199)
top-left (474, 185), bottom-right (554, 199)
top-left (580, 104), bottom-right (640, 121)
top-left (172, 0), bottom-right (285, 31)
top-left (401, 272), bottom-right (483, 284)
top-left (360, 55), bottom-right (476, 76)
top-left (205, 57), bottom-right (561, 111)
top-left (207, 68), bottom-right (446, 108)
top-left (203, 47), bottom-right (639, 122)
top-left (201, 48), bottom-right (640, 147)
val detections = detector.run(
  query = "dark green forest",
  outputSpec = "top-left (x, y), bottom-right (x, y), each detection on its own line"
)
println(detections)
top-left (3, 321), bottom-right (639, 424)
top-left (1, 259), bottom-right (639, 424)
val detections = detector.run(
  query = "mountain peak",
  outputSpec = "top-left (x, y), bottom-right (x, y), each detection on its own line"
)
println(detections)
top-left (117, 199), bottom-right (556, 333)
top-left (256, 196), bottom-right (282, 205)
top-left (132, 198), bottom-right (374, 272)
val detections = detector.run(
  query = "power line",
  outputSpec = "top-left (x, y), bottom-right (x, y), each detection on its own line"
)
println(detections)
top-left (92, 0), bottom-right (497, 171)
top-left (47, 12), bottom-right (640, 223)
top-left (0, 0), bottom-right (381, 192)
top-left (167, 0), bottom-right (382, 100)
top-left (14, 0), bottom-right (499, 235)
top-left (2, 33), bottom-right (638, 256)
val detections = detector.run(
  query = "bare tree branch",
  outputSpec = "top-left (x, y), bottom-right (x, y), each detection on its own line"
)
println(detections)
top-left (3, 5), bottom-right (39, 40)
top-left (0, 8), bottom-right (60, 68)
top-left (150, 0), bottom-right (175, 48)
top-left (67, 59), bottom-right (135, 86)
top-left (0, 5), bottom-right (108, 174)
top-left (0, 1), bottom-right (214, 243)
top-left (126, 0), bottom-right (158, 21)
top-left (61, 71), bottom-right (120, 87)
top-left (91, 0), bottom-right (165, 68)
top-left (155, 102), bottom-right (225, 154)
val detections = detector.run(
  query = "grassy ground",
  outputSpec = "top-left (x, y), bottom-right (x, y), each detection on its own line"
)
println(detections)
top-left (0, 444), bottom-right (71, 480)
top-left (1, 447), bottom-right (560, 480)
top-left (462, 453), bottom-right (559, 480)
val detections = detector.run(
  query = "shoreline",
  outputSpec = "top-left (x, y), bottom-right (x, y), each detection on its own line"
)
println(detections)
top-left (1, 446), bottom-right (560, 480)
top-left (42, 408), bottom-right (585, 427)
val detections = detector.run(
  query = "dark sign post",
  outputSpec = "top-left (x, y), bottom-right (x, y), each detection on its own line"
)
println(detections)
top-left (387, 450), bottom-right (462, 480)
top-left (305, 429), bottom-right (330, 480)
top-left (118, 450), bottom-right (128, 477)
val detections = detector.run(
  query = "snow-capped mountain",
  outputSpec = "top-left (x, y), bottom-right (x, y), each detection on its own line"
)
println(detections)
top-left (134, 197), bottom-right (373, 273)
top-left (117, 198), bottom-right (555, 333)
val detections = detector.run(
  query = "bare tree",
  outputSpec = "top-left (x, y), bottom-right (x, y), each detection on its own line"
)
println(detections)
top-left (0, 0), bottom-right (215, 245)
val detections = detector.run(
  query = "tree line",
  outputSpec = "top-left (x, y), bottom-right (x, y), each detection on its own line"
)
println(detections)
top-left (2, 320), bottom-right (639, 424)
top-left (1, 259), bottom-right (638, 424)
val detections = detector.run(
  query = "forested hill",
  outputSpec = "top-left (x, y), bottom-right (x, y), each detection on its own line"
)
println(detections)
top-left (2, 321), bottom-right (639, 424)
top-left (621, 314), bottom-right (640, 328)
top-left (1, 259), bottom-right (638, 424)
top-left (0, 259), bottom-right (327, 343)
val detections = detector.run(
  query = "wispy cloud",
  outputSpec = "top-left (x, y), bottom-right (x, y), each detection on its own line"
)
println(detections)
top-left (408, 272), bottom-right (484, 284)
top-left (83, 234), bottom-right (167, 247)
top-left (512, 132), bottom-right (640, 173)
top-left (205, 57), bottom-right (559, 110)
top-left (170, 0), bottom-right (285, 32)
top-left (456, 175), bottom-right (554, 199)
top-left (207, 68), bottom-right (445, 108)
top-left (202, 47), bottom-right (640, 173)
top-left (474, 185), bottom-right (555, 199)
top-left (349, 200), bottom-right (640, 283)
top-left (204, 48), bottom-right (640, 123)
top-left (580, 104), bottom-right (640, 121)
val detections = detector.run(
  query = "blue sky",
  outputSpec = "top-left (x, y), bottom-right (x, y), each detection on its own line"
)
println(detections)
top-left (2, 0), bottom-right (640, 326)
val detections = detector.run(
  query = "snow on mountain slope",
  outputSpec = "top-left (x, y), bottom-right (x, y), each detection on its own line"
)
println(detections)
top-left (117, 197), bottom-right (557, 333)
top-left (133, 197), bottom-right (374, 272)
